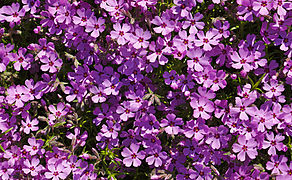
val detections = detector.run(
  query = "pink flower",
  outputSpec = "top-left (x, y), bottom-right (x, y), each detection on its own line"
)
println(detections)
top-left (23, 157), bottom-right (44, 176)
top-left (263, 132), bottom-right (285, 156)
top-left (194, 31), bottom-right (219, 51)
top-left (232, 135), bottom-right (258, 161)
top-left (40, 52), bottom-right (62, 73)
top-left (6, 85), bottom-right (30, 108)
top-left (110, 23), bottom-right (131, 45)
top-left (21, 115), bottom-right (39, 134)
top-left (121, 144), bottom-right (145, 167)
top-left (45, 163), bottom-right (70, 180)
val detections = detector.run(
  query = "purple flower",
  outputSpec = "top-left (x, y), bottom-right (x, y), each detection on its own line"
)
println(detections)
top-left (55, 5), bottom-right (74, 24)
top-left (9, 47), bottom-right (33, 71)
top-left (129, 28), bottom-right (151, 49)
top-left (23, 157), bottom-right (44, 176)
top-left (183, 118), bottom-right (207, 141)
top-left (45, 163), bottom-right (70, 180)
top-left (146, 146), bottom-right (168, 167)
top-left (266, 155), bottom-right (288, 175)
top-left (186, 48), bottom-right (210, 72)
top-left (121, 143), bottom-right (145, 167)
top-left (48, 102), bottom-right (68, 123)
top-left (147, 38), bottom-right (168, 65)
top-left (101, 120), bottom-right (121, 139)
top-left (85, 16), bottom-right (105, 38)
top-left (117, 101), bottom-right (138, 121)
top-left (40, 52), bottom-right (62, 73)
top-left (231, 48), bottom-right (254, 72)
top-left (230, 97), bottom-right (257, 121)
top-left (190, 97), bottom-right (214, 119)
top-left (110, 23), bottom-right (131, 45)
top-left (205, 125), bottom-right (230, 149)
top-left (72, 8), bottom-right (93, 26)
top-left (89, 85), bottom-right (106, 103)
top-left (182, 12), bottom-right (205, 34)
top-left (152, 15), bottom-right (175, 36)
top-left (263, 132), bottom-right (285, 156)
top-left (253, 0), bottom-right (273, 16)
top-left (66, 127), bottom-right (88, 147)
top-left (6, 85), bottom-right (30, 108)
top-left (64, 81), bottom-right (87, 103)
top-left (0, 3), bottom-right (26, 24)
top-left (21, 115), bottom-right (38, 134)
top-left (102, 77), bottom-right (121, 96)
top-left (23, 137), bottom-right (44, 156)
top-left (232, 135), bottom-right (258, 161)
top-left (0, 161), bottom-right (14, 180)
top-left (194, 31), bottom-right (219, 51)
top-left (163, 70), bottom-right (180, 89)
top-left (160, 113), bottom-right (183, 135)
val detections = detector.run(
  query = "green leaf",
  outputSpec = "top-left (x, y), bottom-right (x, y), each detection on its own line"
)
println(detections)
top-left (53, 121), bottom-right (66, 128)
top-left (0, 144), bottom-right (5, 152)
top-left (251, 73), bottom-right (266, 91)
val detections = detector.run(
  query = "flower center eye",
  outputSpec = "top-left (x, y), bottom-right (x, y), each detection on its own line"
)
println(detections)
top-left (203, 38), bottom-right (209, 43)
top-left (271, 140), bottom-right (277, 146)
top-left (94, 24), bottom-right (100, 29)
top-left (131, 153), bottom-right (137, 159)
top-left (154, 153), bottom-right (159, 157)
top-left (32, 146), bottom-right (37, 150)
top-left (198, 106), bottom-right (204, 112)
top-left (181, 4), bottom-right (186, 9)
top-left (119, 31), bottom-right (124, 36)
top-left (65, 12), bottom-right (69, 16)
top-left (284, 38), bottom-right (288, 43)
top-left (125, 109), bottom-right (130, 114)
top-left (240, 59), bottom-right (246, 64)
top-left (81, 17), bottom-right (87, 22)
top-left (193, 57), bottom-right (199, 63)
top-left (240, 106), bottom-right (245, 112)
top-left (30, 166), bottom-right (35, 171)
top-left (261, 1), bottom-right (267, 7)
top-left (215, 134), bottom-right (220, 139)
top-left (183, 40), bottom-right (188, 44)
top-left (111, 85), bottom-right (116, 89)
top-left (161, 23), bottom-right (167, 28)
top-left (49, 61), bottom-right (54, 66)
top-left (27, 123), bottom-right (32, 127)
top-left (15, 94), bottom-right (21, 99)
top-left (242, 145), bottom-right (248, 151)
top-left (138, 37), bottom-right (143, 42)
top-left (18, 57), bottom-right (24, 63)
top-left (56, 111), bottom-right (61, 116)
top-left (260, 118), bottom-right (265, 123)
top-left (271, 87), bottom-right (276, 92)
top-left (213, 79), bottom-right (219, 83)
top-left (13, 12), bottom-right (19, 17)
top-left (53, 171), bottom-right (59, 176)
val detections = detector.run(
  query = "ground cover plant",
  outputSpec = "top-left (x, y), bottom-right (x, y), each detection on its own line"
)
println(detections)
top-left (0, 0), bottom-right (291, 179)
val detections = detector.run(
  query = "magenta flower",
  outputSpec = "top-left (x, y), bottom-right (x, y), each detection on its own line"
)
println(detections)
top-left (147, 38), bottom-right (168, 65)
top-left (85, 16), bottom-right (105, 38)
top-left (0, 161), bottom-right (14, 180)
top-left (194, 31), bottom-right (219, 51)
top-left (116, 101), bottom-right (138, 121)
top-left (48, 102), bottom-right (68, 122)
top-left (266, 155), bottom-right (288, 175)
top-left (6, 85), bottom-right (30, 108)
top-left (0, 3), bottom-right (25, 24)
top-left (45, 163), bottom-right (70, 180)
top-left (231, 48), bottom-right (254, 72)
top-left (21, 115), bottom-right (39, 134)
top-left (40, 52), bottom-right (62, 73)
top-left (66, 127), bottom-right (88, 147)
top-left (130, 28), bottom-right (151, 49)
top-left (72, 8), bottom-right (93, 26)
top-left (64, 81), bottom-right (87, 103)
top-left (232, 135), bottom-right (258, 161)
top-left (163, 70), bottom-right (180, 89)
top-left (263, 79), bottom-right (284, 98)
top-left (146, 146), bottom-right (168, 167)
top-left (253, 0), bottom-right (273, 16)
top-left (186, 48), bottom-right (210, 72)
top-left (10, 47), bottom-right (33, 71)
top-left (102, 77), bottom-right (121, 96)
top-left (190, 97), bottom-right (214, 119)
top-left (230, 97), bottom-right (257, 121)
top-left (182, 12), bottom-right (205, 34)
top-left (262, 132), bottom-right (285, 156)
top-left (160, 113), bottom-right (183, 135)
top-left (23, 137), bottom-right (45, 156)
top-left (110, 23), bottom-right (131, 45)
top-left (152, 15), bottom-right (175, 36)
top-left (23, 157), bottom-right (44, 177)
top-left (55, 5), bottom-right (74, 24)
top-left (121, 143), bottom-right (145, 167)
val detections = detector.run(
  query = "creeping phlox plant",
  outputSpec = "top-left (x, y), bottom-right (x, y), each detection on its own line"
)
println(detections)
top-left (0, 0), bottom-right (291, 179)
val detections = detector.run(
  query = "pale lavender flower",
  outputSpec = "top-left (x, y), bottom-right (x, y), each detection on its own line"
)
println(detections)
top-left (121, 143), bottom-right (145, 167)
top-left (160, 114), bottom-right (183, 135)
top-left (146, 146), bottom-right (168, 167)
top-left (21, 115), bottom-right (39, 134)
top-left (263, 132), bottom-right (285, 156)
top-left (266, 155), bottom-right (288, 175)
top-left (110, 23), bottom-right (131, 45)
top-left (194, 31), bottom-right (219, 51)
top-left (232, 135), bottom-right (258, 161)
top-left (40, 53), bottom-right (62, 73)
top-left (23, 157), bottom-right (44, 177)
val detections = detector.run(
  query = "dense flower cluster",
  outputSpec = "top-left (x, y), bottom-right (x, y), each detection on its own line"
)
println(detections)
top-left (0, 0), bottom-right (291, 179)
